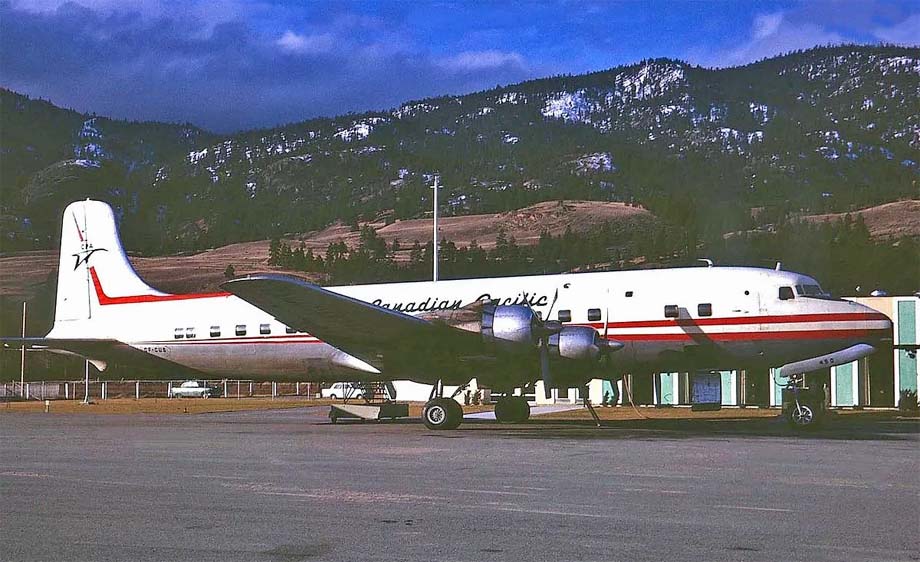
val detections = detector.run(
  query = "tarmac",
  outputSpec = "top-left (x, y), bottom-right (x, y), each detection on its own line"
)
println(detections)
top-left (1, 407), bottom-right (918, 562)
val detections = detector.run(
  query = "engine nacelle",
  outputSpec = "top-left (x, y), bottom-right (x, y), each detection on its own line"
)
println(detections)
top-left (481, 304), bottom-right (539, 345)
top-left (548, 326), bottom-right (604, 362)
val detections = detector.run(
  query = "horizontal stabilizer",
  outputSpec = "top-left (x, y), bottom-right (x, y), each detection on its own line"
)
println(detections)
top-left (779, 343), bottom-right (876, 377)
top-left (1, 337), bottom-right (201, 376)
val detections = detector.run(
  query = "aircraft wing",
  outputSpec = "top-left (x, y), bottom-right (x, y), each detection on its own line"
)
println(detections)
top-left (222, 274), bottom-right (490, 378)
top-left (1, 337), bottom-right (202, 376)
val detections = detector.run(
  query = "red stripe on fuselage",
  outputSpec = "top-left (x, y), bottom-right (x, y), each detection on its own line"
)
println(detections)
top-left (90, 267), bottom-right (230, 305)
top-left (585, 312), bottom-right (889, 329)
top-left (608, 328), bottom-right (888, 342)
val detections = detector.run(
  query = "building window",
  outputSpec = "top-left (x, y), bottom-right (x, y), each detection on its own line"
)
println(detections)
top-left (698, 303), bottom-right (712, 317)
top-left (235, 324), bottom-right (247, 336)
top-left (625, 291), bottom-right (633, 297)
top-left (558, 310), bottom-right (572, 323)
top-left (587, 308), bottom-right (602, 322)
top-left (779, 286), bottom-right (794, 300)
top-left (174, 328), bottom-right (184, 339)
top-left (210, 326), bottom-right (221, 337)
top-left (664, 305), bottom-right (679, 318)
top-left (185, 327), bottom-right (196, 339)
top-left (285, 326), bottom-right (296, 334)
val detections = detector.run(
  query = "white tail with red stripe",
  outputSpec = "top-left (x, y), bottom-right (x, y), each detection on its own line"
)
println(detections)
top-left (52, 200), bottom-right (164, 327)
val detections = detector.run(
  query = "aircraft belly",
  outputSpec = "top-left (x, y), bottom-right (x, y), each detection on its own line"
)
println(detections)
top-left (140, 341), bottom-right (362, 380)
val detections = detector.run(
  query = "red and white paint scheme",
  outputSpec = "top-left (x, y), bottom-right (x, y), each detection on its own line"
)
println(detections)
top-left (9, 200), bottom-right (892, 428)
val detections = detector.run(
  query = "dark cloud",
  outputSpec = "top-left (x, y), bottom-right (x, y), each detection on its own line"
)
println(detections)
top-left (1, 1), bottom-right (916, 132)
top-left (0, 1), bottom-right (532, 132)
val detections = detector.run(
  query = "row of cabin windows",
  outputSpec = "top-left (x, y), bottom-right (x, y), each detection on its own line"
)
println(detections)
top-left (663, 303), bottom-right (713, 319)
top-left (554, 308), bottom-right (605, 323)
top-left (174, 323), bottom-right (299, 339)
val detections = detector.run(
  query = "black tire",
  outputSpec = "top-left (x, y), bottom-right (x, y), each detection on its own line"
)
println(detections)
top-left (423, 398), bottom-right (462, 430)
top-left (495, 397), bottom-right (529, 423)
top-left (511, 398), bottom-right (530, 422)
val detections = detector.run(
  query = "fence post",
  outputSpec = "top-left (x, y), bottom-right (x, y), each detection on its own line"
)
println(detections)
top-left (25, 382), bottom-right (29, 400)
top-left (136, 381), bottom-right (140, 400)
top-left (65, 383), bottom-right (69, 400)
top-left (272, 381), bottom-right (277, 400)
top-left (224, 379), bottom-right (228, 399)
top-left (249, 382), bottom-right (253, 397)
top-left (237, 380), bottom-right (240, 400)
top-left (296, 382), bottom-right (300, 396)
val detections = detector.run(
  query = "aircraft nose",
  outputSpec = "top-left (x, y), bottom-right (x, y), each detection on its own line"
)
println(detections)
top-left (856, 302), bottom-right (893, 345)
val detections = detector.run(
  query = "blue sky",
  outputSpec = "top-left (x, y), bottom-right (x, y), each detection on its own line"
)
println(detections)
top-left (1, 0), bottom-right (917, 132)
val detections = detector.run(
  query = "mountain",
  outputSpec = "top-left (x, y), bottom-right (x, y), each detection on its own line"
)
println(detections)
top-left (1, 45), bottom-right (918, 253)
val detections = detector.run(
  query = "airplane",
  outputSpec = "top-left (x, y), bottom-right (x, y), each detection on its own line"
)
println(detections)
top-left (2, 200), bottom-right (893, 429)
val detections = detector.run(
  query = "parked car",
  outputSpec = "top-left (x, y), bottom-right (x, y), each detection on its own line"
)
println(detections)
top-left (321, 382), bottom-right (365, 400)
top-left (169, 381), bottom-right (216, 398)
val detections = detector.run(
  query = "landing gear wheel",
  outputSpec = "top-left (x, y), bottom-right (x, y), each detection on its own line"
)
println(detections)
top-left (787, 402), bottom-right (818, 429)
top-left (423, 398), bottom-right (462, 430)
top-left (495, 396), bottom-right (530, 423)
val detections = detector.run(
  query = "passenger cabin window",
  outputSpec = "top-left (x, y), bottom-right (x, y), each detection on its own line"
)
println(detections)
top-left (185, 327), bottom-right (196, 339)
top-left (260, 323), bottom-right (271, 335)
top-left (664, 305), bottom-right (679, 318)
top-left (558, 310), bottom-right (572, 323)
top-left (587, 308), bottom-right (602, 322)
top-left (235, 324), bottom-right (247, 336)
top-left (174, 328), bottom-right (184, 339)
top-left (779, 286), bottom-right (794, 301)
top-left (285, 326), bottom-right (296, 334)
top-left (210, 326), bottom-right (221, 338)
top-left (698, 303), bottom-right (712, 317)
top-left (625, 291), bottom-right (633, 297)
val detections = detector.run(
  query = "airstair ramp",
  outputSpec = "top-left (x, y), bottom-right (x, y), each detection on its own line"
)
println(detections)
top-left (328, 402), bottom-right (409, 423)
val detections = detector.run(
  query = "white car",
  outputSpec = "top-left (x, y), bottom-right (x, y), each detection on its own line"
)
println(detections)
top-left (169, 381), bottom-right (214, 398)
top-left (321, 382), bottom-right (365, 400)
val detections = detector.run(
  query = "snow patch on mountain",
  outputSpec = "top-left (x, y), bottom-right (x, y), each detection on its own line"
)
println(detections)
top-left (394, 102), bottom-right (438, 119)
top-left (570, 152), bottom-right (615, 175)
top-left (334, 118), bottom-right (387, 142)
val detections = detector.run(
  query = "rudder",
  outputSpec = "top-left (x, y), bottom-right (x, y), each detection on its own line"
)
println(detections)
top-left (52, 200), bottom-right (164, 325)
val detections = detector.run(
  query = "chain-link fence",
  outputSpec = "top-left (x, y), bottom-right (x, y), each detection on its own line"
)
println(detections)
top-left (0, 380), bottom-right (321, 400)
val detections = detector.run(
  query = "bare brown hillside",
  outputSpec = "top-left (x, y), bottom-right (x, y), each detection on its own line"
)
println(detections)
top-left (800, 200), bottom-right (920, 239)
top-left (0, 201), bottom-right (653, 299)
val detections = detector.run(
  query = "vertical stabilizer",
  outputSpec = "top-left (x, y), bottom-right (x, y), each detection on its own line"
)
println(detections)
top-left (53, 200), bottom-right (164, 325)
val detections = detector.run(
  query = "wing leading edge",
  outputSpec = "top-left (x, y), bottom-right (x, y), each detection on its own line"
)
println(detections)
top-left (222, 274), bottom-right (489, 379)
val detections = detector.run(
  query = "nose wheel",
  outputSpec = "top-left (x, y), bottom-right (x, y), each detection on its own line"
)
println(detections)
top-left (788, 401), bottom-right (816, 428)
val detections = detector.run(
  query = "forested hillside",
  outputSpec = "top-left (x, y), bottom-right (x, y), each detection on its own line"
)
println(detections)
top-left (2, 45), bottom-right (917, 255)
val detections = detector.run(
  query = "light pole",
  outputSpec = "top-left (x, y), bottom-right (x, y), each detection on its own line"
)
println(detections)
top-left (82, 360), bottom-right (90, 405)
top-left (20, 302), bottom-right (26, 397)
top-left (432, 175), bottom-right (439, 282)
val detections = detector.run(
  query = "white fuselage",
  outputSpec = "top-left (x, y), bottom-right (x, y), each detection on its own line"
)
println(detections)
top-left (49, 265), bottom-right (892, 383)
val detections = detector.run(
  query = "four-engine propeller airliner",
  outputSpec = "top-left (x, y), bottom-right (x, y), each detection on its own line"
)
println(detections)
top-left (3, 200), bottom-right (892, 429)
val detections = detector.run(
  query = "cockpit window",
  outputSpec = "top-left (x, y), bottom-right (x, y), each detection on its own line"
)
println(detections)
top-left (795, 284), bottom-right (834, 299)
top-left (778, 286), bottom-right (794, 300)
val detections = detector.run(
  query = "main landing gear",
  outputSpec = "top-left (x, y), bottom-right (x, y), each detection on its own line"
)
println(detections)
top-left (422, 398), bottom-right (463, 430)
top-left (494, 396), bottom-right (530, 423)
top-left (421, 383), bottom-right (533, 429)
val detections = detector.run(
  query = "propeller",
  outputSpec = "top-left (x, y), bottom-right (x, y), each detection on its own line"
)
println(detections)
top-left (536, 317), bottom-right (563, 399)
top-left (520, 289), bottom-right (561, 400)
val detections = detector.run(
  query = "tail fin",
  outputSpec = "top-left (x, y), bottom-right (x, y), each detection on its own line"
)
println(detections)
top-left (53, 200), bottom-right (163, 325)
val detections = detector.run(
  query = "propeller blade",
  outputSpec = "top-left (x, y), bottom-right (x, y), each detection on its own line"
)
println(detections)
top-left (540, 339), bottom-right (553, 399)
